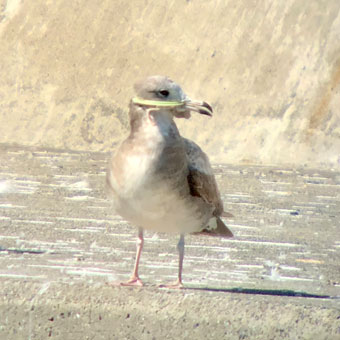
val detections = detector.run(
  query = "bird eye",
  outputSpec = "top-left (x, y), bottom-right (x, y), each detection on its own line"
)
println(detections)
top-left (159, 90), bottom-right (169, 97)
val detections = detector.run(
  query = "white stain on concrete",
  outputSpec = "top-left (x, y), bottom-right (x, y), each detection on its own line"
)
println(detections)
top-left (0, 179), bottom-right (39, 194)
top-left (2, 0), bottom-right (22, 21)
top-left (0, 180), bottom-right (12, 193)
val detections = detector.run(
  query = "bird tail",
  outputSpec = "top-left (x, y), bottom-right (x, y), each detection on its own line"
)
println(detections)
top-left (194, 217), bottom-right (233, 238)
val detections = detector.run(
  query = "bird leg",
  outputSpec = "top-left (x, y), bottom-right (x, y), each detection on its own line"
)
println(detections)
top-left (121, 227), bottom-right (144, 287)
top-left (160, 234), bottom-right (185, 289)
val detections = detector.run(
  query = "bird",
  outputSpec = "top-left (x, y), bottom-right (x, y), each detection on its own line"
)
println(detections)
top-left (106, 75), bottom-right (233, 288)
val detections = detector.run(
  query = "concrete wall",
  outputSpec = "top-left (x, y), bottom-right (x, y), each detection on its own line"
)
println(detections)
top-left (0, 0), bottom-right (339, 167)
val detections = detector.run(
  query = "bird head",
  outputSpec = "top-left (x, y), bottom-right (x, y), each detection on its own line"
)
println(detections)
top-left (132, 75), bottom-right (213, 119)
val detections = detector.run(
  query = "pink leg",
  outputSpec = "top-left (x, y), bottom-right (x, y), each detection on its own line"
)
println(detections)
top-left (160, 234), bottom-right (185, 289)
top-left (121, 228), bottom-right (144, 287)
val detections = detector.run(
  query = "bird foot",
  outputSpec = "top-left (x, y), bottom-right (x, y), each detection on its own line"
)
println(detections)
top-left (159, 280), bottom-right (184, 289)
top-left (120, 276), bottom-right (144, 287)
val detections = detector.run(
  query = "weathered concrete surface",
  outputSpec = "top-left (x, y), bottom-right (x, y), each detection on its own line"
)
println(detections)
top-left (0, 145), bottom-right (339, 339)
top-left (1, 1), bottom-right (340, 167)
top-left (1, 281), bottom-right (339, 340)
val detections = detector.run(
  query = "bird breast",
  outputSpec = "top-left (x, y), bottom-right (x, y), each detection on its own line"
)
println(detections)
top-left (107, 113), bottom-right (215, 233)
top-left (108, 114), bottom-right (188, 199)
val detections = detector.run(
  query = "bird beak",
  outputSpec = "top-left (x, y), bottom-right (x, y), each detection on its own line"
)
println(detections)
top-left (183, 99), bottom-right (213, 117)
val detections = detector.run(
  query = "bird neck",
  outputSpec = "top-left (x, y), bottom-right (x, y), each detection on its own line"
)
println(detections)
top-left (129, 104), bottom-right (180, 141)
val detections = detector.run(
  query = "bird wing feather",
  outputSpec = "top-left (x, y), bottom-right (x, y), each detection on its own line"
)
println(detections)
top-left (184, 138), bottom-right (233, 237)
top-left (184, 138), bottom-right (224, 217)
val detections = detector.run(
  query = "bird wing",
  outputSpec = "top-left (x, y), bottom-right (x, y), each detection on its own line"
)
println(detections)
top-left (184, 138), bottom-right (233, 237)
top-left (184, 138), bottom-right (225, 217)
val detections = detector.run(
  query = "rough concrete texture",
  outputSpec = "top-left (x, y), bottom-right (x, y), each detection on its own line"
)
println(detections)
top-left (0, 145), bottom-right (339, 339)
top-left (1, 0), bottom-right (340, 167)
top-left (1, 281), bottom-right (340, 340)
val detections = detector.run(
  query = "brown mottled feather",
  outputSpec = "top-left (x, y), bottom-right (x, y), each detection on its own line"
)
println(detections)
top-left (184, 138), bottom-right (233, 237)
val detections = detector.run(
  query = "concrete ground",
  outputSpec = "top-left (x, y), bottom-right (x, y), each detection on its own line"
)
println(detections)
top-left (0, 144), bottom-right (339, 339)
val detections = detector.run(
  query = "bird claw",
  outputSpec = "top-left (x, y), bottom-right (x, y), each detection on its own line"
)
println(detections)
top-left (159, 280), bottom-right (184, 289)
top-left (120, 276), bottom-right (144, 287)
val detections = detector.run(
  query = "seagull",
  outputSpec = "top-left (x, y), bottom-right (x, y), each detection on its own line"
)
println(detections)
top-left (107, 75), bottom-right (233, 288)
